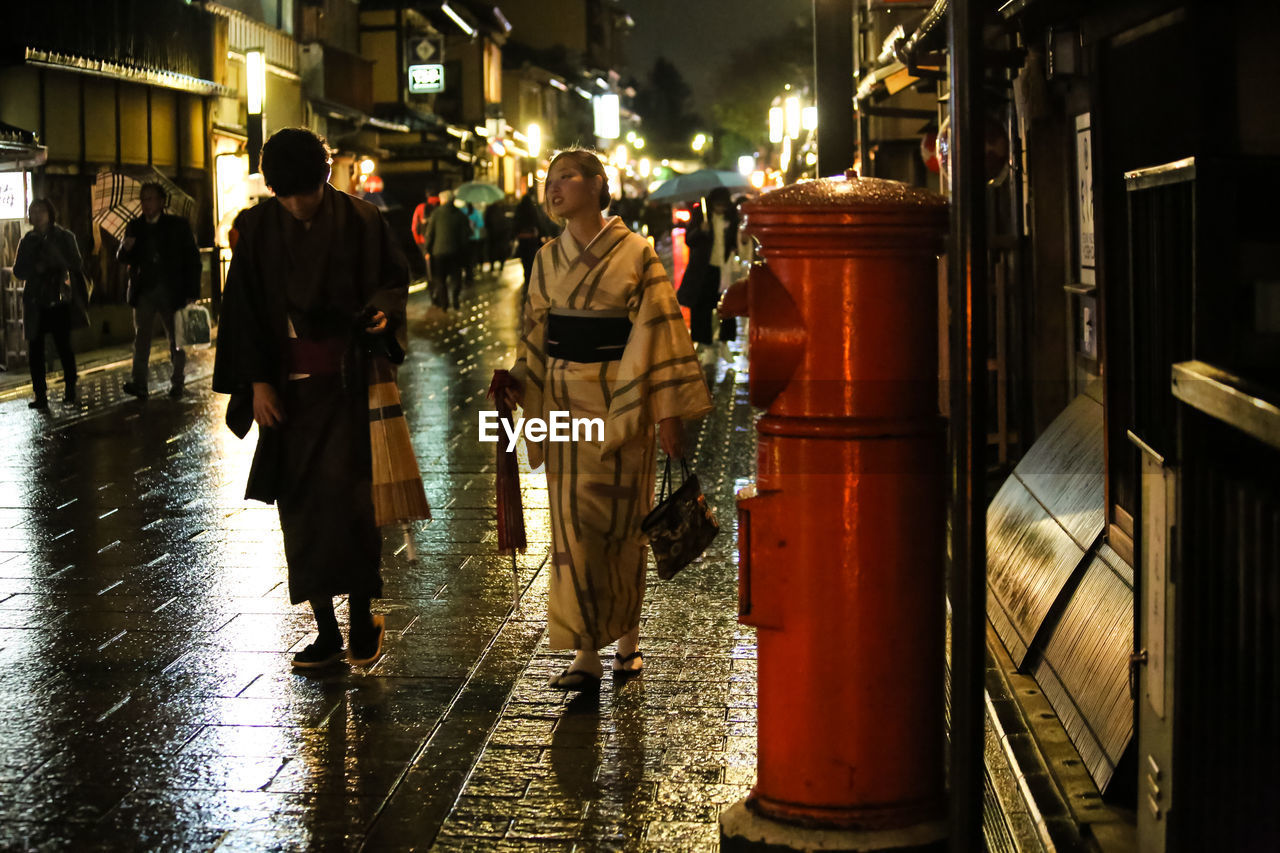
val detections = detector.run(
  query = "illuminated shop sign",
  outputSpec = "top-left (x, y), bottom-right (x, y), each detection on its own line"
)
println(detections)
top-left (408, 64), bottom-right (445, 94)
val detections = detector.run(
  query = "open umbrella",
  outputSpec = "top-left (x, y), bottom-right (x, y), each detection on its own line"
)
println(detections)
top-left (647, 169), bottom-right (754, 204)
top-left (453, 181), bottom-right (505, 206)
top-left (488, 369), bottom-right (527, 610)
top-left (91, 166), bottom-right (196, 243)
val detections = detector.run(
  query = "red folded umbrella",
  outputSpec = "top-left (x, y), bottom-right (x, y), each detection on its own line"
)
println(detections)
top-left (488, 370), bottom-right (526, 607)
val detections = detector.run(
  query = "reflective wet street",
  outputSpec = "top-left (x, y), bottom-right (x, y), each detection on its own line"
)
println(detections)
top-left (0, 265), bottom-right (756, 852)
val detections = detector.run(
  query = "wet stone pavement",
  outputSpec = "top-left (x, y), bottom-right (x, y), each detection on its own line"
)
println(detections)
top-left (0, 263), bottom-right (757, 852)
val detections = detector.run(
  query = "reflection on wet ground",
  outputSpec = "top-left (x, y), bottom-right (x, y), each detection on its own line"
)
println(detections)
top-left (0, 262), bottom-right (756, 851)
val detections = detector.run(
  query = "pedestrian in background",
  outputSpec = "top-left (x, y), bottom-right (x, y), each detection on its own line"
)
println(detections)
top-left (503, 149), bottom-right (712, 691)
top-left (463, 201), bottom-right (485, 283)
top-left (410, 189), bottom-right (437, 272)
top-left (512, 190), bottom-right (553, 293)
top-left (213, 127), bottom-right (409, 669)
top-left (677, 188), bottom-right (737, 355)
top-left (422, 190), bottom-right (470, 311)
top-left (484, 196), bottom-right (512, 273)
top-left (117, 182), bottom-right (201, 399)
top-left (12, 199), bottom-right (89, 409)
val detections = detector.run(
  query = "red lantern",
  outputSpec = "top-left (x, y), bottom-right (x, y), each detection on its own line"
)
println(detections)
top-left (936, 115), bottom-right (1009, 184)
top-left (921, 131), bottom-right (940, 174)
top-left (363, 174), bottom-right (384, 194)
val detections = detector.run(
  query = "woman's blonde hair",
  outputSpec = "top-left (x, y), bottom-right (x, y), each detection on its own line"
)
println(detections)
top-left (545, 149), bottom-right (611, 214)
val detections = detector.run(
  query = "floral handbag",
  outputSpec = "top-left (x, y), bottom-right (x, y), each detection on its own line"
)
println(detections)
top-left (641, 457), bottom-right (719, 580)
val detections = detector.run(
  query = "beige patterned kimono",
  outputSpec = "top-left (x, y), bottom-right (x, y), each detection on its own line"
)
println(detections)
top-left (511, 216), bottom-right (712, 650)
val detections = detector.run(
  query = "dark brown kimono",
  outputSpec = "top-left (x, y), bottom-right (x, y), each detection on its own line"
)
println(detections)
top-left (213, 187), bottom-right (409, 605)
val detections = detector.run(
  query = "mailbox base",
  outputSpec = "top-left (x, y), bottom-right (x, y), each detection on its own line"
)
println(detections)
top-left (719, 800), bottom-right (947, 853)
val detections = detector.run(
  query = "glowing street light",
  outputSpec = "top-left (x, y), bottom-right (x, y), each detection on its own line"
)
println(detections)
top-left (785, 95), bottom-right (801, 139)
top-left (638, 157), bottom-right (651, 178)
top-left (768, 106), bottom-right (784, 144)
top-left (737, 155), bottom-right (755, 176)
top-left (633, 137), bottom-right (645, 150)
top-left (246, 49), bottom-right (266, 174)
top-left (359, 157), bottom-right (376, 175)
top-left (692, 133), bottom-right (707, 152)
top-left (802, 106), bottom-right (818, 132)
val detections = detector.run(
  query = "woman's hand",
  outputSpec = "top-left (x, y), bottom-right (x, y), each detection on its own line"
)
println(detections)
top-left (503, 379), bottom-right (524, 410)
top-left (252, 382), bottom-right (285, 428)
top-left (364, 310), bottom-right (388, 334)
top-left (659, 417), bottom-right (684, 459)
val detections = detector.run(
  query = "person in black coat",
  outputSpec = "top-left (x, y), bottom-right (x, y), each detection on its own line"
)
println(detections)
top-left (117, 182), bottom-right (201, 399)
top-left (512, 190), bottom-right (560, 293)
top-left (677, 187), bottom-right (739, 346)
top-left (12, 199), bottom-right (90, 409)
top-left (483, 197), bottom-right (513, 273)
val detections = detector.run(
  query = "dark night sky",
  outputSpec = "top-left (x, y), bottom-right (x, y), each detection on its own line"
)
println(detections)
top-left (620, 0), bottom-right (812, 116)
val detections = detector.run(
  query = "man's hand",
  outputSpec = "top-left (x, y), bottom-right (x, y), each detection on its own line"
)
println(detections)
top-left (252, 382), bottom-right (285, 428)
top-left (659, 417), bottom-right (684, 459)
top-left (365, 310), bottom-right (388, 334)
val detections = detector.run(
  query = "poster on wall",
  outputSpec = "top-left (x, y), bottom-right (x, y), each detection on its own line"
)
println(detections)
top-left (1075, 113), bottom-right (1095, 286)
top-left (0, 172), bottom-right (29, 221)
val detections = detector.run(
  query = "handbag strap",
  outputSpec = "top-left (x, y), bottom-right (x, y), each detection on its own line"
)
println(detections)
top-left (657, 457), bottom-right (693, 502)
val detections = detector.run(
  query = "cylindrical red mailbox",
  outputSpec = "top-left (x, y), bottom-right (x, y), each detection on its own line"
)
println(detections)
top-left (729, 172), bottom-right (948, 836)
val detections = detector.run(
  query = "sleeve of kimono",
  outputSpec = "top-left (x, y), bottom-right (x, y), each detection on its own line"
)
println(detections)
top-left (366, 212), bottom-right (410, 353)
top-left (601, 242), bottom-right (713, 457)
top-left (212, 214), bottom-right (274, 396)
top-left (509, 247), bottom-right (550, 469)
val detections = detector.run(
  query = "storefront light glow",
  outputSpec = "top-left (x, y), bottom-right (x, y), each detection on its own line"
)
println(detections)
top-left (692, 133), bottom-right (706, 152)
top-left (638, 158), bottom-right (651, 177)
top-left (785, 96), bottom-right (801, 139)
top-left (633, 137), bottom-right (645, 150)
top-left (246, 50), bottom-right (265, 115)
top-left (802, 106), bottom-right (818, 131)
top-left (527, 123), bottom-right (541, 157)
top-left (359, 158), bottom-right (376, 175)
top-left (768, 107), bottom-right (784, 144)
top-left (626, 130), bottom-right (637, 143)
top-left (750, 170), bottom-right (766, 189)
top-left (593, 93), bottom-right (620, 139)
top-left (738, 155), bottom-right (755, 176)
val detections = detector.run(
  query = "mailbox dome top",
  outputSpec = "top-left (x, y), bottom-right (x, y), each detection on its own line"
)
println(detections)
top-left (746, 171), bottom-right (946, 215)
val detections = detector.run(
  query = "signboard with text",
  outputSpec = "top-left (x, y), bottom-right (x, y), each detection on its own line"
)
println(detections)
top-left (408, 64), bottom-right (445, 94)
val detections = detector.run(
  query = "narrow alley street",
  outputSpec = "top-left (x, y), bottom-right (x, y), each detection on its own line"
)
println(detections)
top-left (0, 265), bottom-right (758, 852)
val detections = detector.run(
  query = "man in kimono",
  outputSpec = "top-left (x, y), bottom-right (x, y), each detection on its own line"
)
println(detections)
top-left (213, 128), bottom-right (409, 669)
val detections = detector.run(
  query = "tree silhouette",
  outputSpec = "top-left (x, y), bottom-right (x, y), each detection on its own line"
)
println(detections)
top-left (710, 17), bottom-right (812, 151)
top-left (632, 57), bottom-right (704, 158)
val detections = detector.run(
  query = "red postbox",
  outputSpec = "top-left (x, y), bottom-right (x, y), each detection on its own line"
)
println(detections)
top-left (722, 172), bottom-right (949, 840)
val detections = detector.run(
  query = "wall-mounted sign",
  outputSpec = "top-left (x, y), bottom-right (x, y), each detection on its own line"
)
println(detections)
top-left (0, 172), bottom-right (30, 221)
top-left (1075, 112), bottom-right (1095, 286)
top-left (408, 64), bottom-right (445, 94)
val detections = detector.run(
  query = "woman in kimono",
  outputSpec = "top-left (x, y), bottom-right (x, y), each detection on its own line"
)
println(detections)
top-left (504, 150), bottom-right (712, 690)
